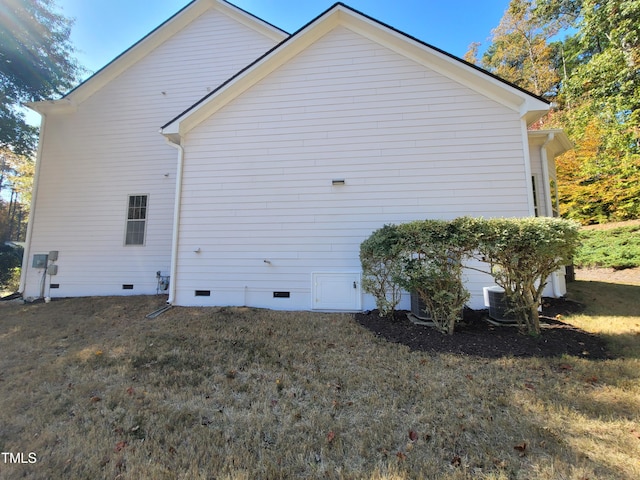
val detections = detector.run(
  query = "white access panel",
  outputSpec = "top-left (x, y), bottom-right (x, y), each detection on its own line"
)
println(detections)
top-left (312, 272), bottom-right (362, 311)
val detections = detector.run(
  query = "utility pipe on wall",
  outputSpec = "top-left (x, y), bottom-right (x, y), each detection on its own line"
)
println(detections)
top-left (521, 119), bottom-right (537, 217)
top-left (165, 136), bottom-right (185, 305)
top-left (19, 112), bottom-right (47, 296)
top-left (540, 132), bottom-right (564, 299)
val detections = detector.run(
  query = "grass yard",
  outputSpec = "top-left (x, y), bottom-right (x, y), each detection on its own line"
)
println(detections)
top-left (0, 282), bottom-right (639, 479)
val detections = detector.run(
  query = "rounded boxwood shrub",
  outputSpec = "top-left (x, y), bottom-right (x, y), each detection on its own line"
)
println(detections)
top-left (360, 216), bottom-right (580, 336)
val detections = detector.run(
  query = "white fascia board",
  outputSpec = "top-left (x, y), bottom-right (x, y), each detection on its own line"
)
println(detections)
top-left (25, 98), bottom-right (77, 115)
top-left (162, 4), bottom-right (551, 137)
top-left (216, 0), bottom-right (288, 42)
top-left (66, 0), bottom-right (213, 106)
top-left (520, 100), bottom-right (552, 126)
top-left (342, 12), bottom-right (550, 123)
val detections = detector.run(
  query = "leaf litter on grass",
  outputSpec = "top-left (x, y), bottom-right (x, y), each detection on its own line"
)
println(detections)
top-left (0, 293), bottom-right (638, 479)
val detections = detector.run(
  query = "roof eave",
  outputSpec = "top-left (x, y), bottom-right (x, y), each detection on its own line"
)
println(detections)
top-left (25, 98), bottom-right (77, 115)
top-left (529, 129), bottom-right (573, 156)
top-left (522, 103), bottom-right (551, 126)
top-left (162, 2), bottom-right (553, 137)
top-left (339, 7), bottom-right (551, 122)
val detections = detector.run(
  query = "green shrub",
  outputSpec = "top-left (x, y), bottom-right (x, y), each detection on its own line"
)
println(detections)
top-left (360, 219), bottom-right (475, 334)
top-left (0, 245), bottom-right (23, 290)
top-left (5, 267), bottom-right (21, 292)
top-left (573, 225), bottom-right (640, 269)
top-left (395, 220), bottom-right (473, 335)
top-left (360, 217), bottom-right (580, 336)
top-left (465, 217), bottom-right (580, 336)
top-left (359, 224), bottom-right (404, 317)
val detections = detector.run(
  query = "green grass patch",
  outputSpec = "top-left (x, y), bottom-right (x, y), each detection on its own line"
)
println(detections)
top-left (574, 224), bottom-right (640, 269)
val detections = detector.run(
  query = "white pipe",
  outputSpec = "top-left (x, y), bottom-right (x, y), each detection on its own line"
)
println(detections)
top-left (165, 136), bottom-right (185, 305)
top-left (19, 112), bottom-right (47, 295)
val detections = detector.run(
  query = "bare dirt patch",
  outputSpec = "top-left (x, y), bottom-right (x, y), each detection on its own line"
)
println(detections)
top-left (575, 266), bottom-right (640, 285)
top-left (581, 219), bottom-right (640, 230)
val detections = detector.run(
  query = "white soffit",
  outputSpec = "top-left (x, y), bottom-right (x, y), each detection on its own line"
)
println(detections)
top-left (529, 129), bottom-right (573, 156)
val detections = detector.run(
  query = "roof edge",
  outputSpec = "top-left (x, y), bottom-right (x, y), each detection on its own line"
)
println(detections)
top-left (162, 2), bottom-right (341, 131)
top-left (336, 2), bottom-right (550, 106)
top-left (529, 129), bottom-right (573, 156)
top-left (162, 2), bottom-right (551, 135)
top-left (32, 0), bottom-right (289, 111)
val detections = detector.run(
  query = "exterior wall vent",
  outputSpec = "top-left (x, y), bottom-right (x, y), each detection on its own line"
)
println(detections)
top-left (195, 290), bottom-right (211, 297)
top-left (273, 291), bottom-right (290, 298)
top-left (50, 284), bottom-right (60, 289)
top-left (122, 284), bottom-right (134, 290)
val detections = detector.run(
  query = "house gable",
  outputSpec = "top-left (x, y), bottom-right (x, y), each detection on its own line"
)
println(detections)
top-left (161, 2), bottom-right (549, 138)
top-left (27, 0), bottom-right (288, 115)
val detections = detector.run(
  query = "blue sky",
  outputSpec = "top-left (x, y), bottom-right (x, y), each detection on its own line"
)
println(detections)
top-left (56, 0), bottom-right (511, 79)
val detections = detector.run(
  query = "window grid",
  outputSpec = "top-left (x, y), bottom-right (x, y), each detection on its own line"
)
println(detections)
top-left (125, 195), bottom-right (147, 245)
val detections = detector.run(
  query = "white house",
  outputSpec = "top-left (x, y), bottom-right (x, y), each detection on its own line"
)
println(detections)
top-left (22, 1), bottom-right (571, 311)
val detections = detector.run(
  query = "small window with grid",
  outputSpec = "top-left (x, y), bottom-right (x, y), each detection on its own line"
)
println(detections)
top-left (125, 195), bottom-right (147, 245)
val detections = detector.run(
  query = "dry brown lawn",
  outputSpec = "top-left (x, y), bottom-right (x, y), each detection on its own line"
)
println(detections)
top-left (0, 280), bottom-right (638, 479)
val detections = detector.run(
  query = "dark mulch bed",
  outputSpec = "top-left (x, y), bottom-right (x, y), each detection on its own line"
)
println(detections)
top-left (354, 298), bottom-right (612, 359)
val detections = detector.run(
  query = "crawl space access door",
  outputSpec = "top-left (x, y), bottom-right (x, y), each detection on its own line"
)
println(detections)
top-left (312, 272), bottom-right (362, 311)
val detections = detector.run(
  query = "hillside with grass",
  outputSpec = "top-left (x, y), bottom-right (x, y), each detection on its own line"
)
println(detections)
top-left (574, 221), bottom-right (640, 270)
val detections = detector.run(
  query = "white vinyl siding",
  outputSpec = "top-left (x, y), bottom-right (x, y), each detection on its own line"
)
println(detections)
top-left (175, 26), bottom-right (529, 309)
top-left (23, 8), bottom-right (279, 298)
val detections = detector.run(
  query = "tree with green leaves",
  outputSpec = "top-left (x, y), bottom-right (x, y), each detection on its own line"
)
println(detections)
top-left (0, 147), bottom-right (33, 241)
top-left (478, 0), bottom-right (561, 97)
top-left (1, 0), bottom-right (82, 155)
top-left (1, 0), bottom-right (81, 246)
top-left (550, 0), bottom-right (640, 223)
top-left (470, 0), bottom-right (640, 224)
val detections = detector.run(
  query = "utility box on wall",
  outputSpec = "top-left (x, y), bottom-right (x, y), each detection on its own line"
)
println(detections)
top-left (32, 254), bottom-right (48, 269)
